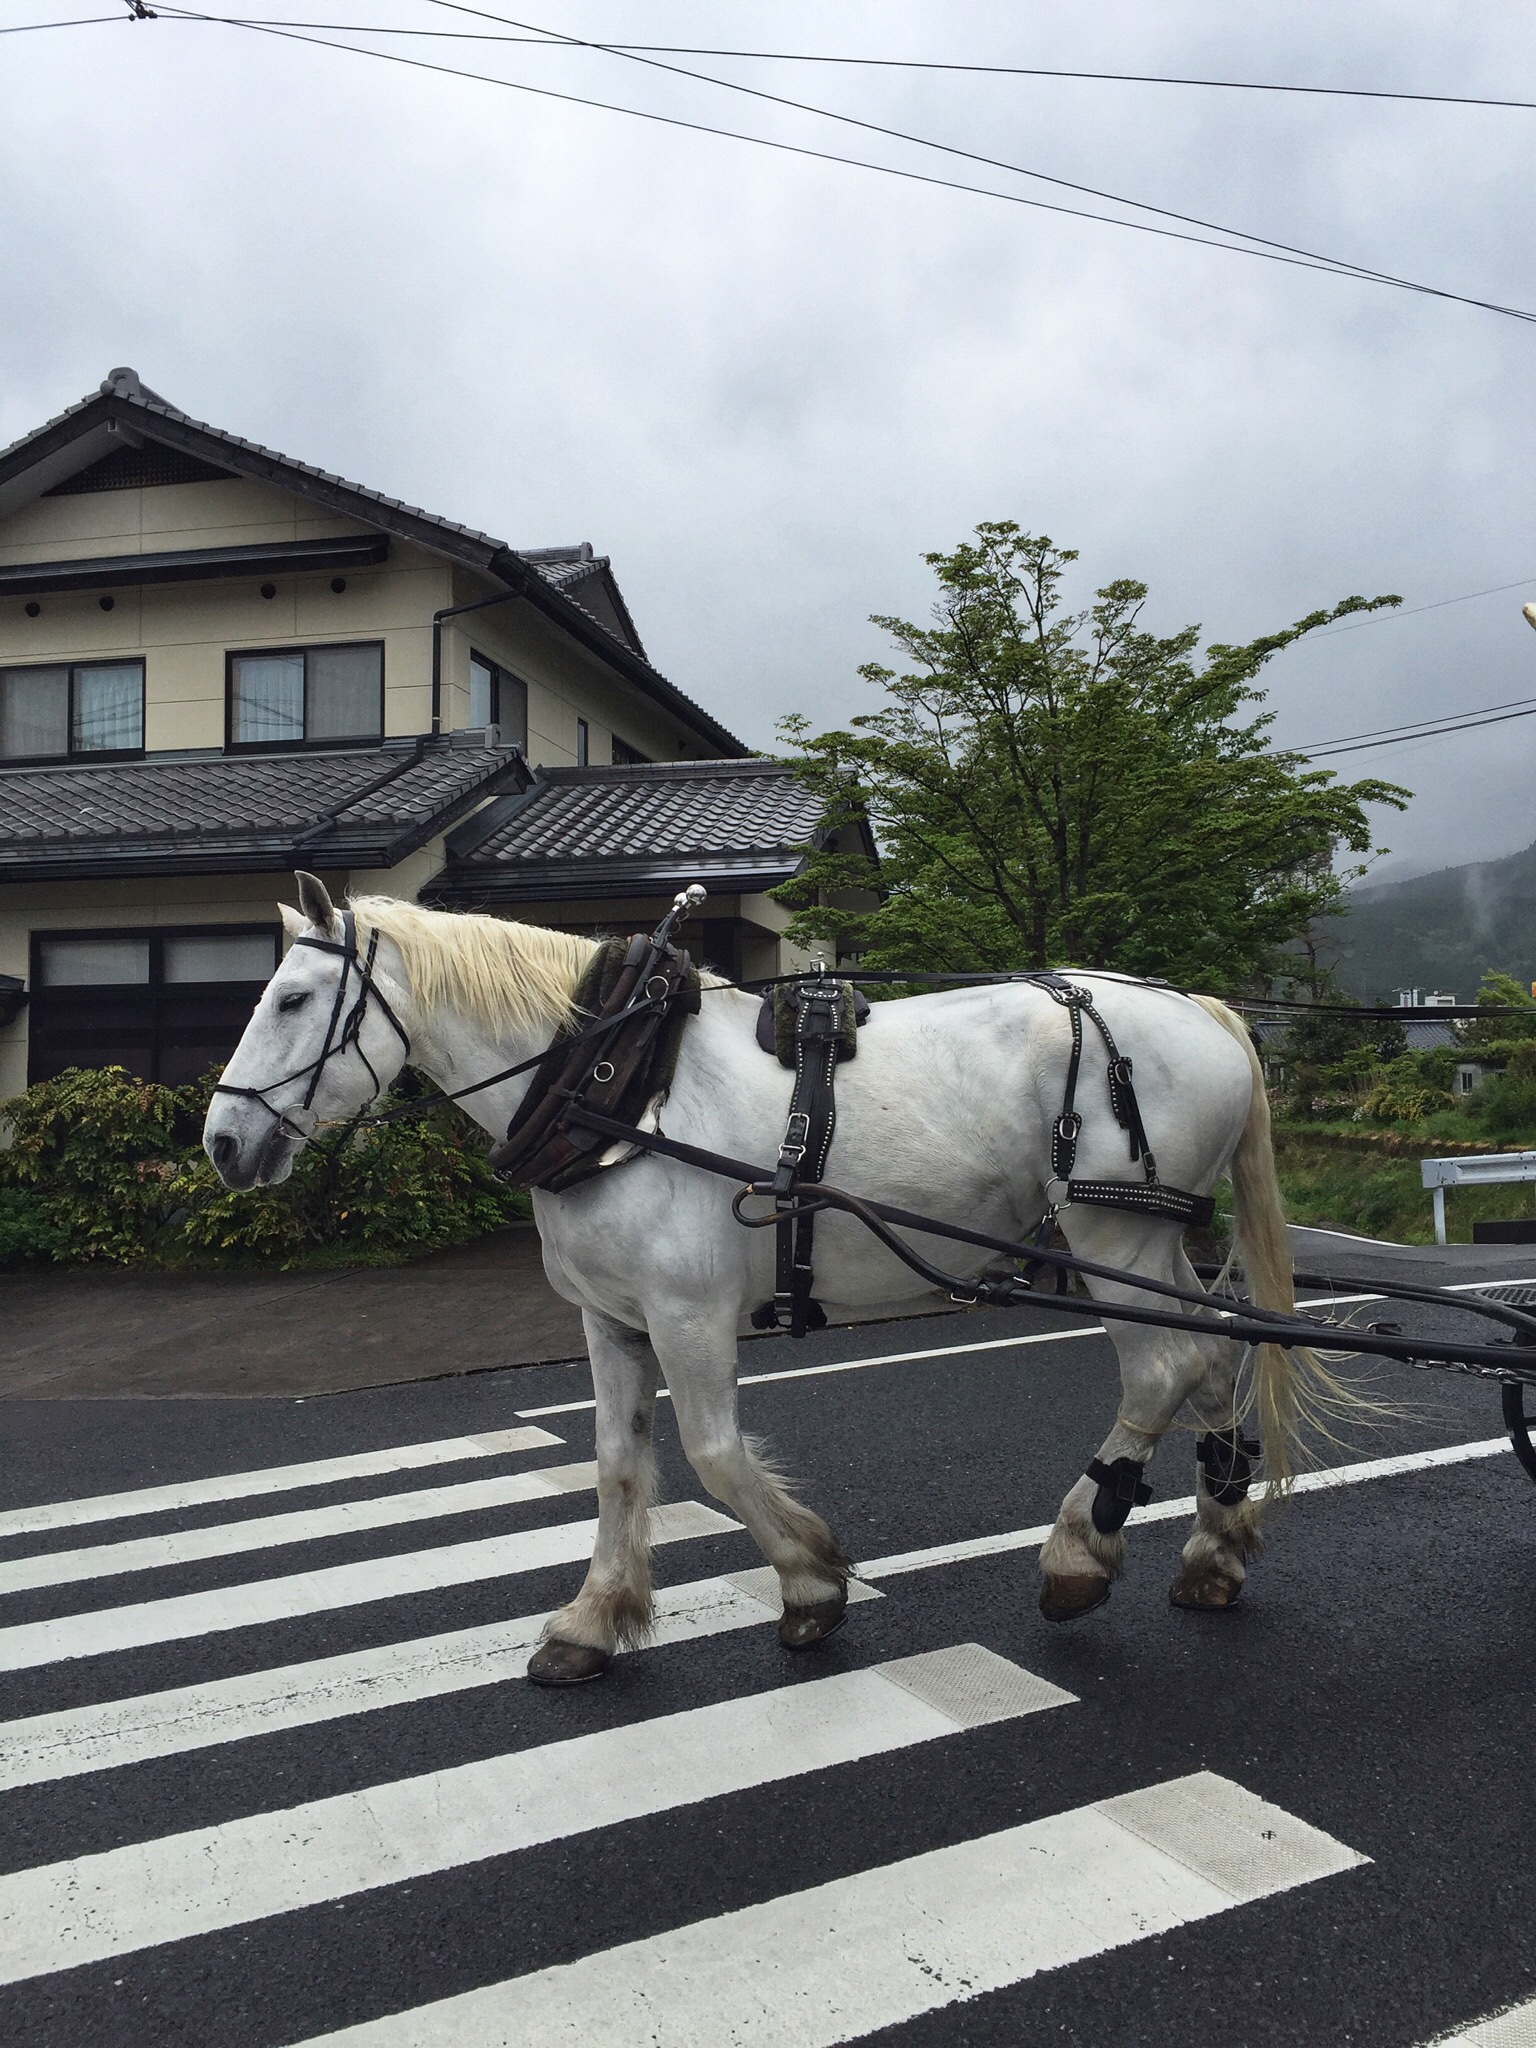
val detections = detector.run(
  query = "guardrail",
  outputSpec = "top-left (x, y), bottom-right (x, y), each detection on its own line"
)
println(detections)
top-left (1420, 1151), bottom-right (1536, 1243)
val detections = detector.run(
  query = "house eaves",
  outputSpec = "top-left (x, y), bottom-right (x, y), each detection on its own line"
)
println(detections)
top-left (0, 533), bottom-right (389, 599)
top-left (0, 375), bottom-right (746, 758)
top-left (0, 736), bottom-right (531, 885)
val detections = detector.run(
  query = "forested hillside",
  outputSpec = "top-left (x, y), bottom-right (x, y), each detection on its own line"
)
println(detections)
top-left (1321, 839), bottom-right (1536, 999)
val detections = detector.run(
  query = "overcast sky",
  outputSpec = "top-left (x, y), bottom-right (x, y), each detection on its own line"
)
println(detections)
top-left (3, 1), bottom-right (1534, 879)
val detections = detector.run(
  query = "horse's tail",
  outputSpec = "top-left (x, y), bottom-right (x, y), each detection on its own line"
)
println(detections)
top-left (1190, 995), bottom-right (1376, 1493)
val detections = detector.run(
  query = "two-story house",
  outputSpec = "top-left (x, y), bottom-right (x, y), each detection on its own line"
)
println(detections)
top-left (0, 370), bottom-right (859, 1096)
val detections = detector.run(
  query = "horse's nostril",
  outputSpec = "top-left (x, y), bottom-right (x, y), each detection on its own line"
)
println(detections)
top-left (210, 1132), bottom-right (237, 1171)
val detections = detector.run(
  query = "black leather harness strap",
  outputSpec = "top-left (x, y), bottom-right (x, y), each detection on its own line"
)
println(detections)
top-left (1036, 975), bottom-right (1214, 1231)
top-left (750, 977), bottom-right (849, 1337)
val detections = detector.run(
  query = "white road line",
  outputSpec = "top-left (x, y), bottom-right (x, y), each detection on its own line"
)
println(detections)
top-left (0, 1430), bottom-right (1511, 1772)
top-left (0, 1462), bottom-right (600, 1596)
top-left (0, 1501), bottom-right (738, 1674)
top-left (1427, 1994), bottom-right (1536, 2045)
top-left (300, 1771), bottom-right (1364, 2047)
top-left (0, 1426), bottom-right (564, 1542)
top-left (517, 1327), bottom-right (1106, 1416)
top-left (514, 1273), bottom-right (1536, 1415)
top-left (0, 1574), bottom-right (884, 1791)
top-left (857, 1434), bottom-right (1515, 1578)
top-left (0, 1644), bottom-right (1073, 1985)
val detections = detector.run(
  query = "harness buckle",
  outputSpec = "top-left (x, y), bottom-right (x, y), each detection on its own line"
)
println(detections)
top-left (778, 1111), bottom-right (811, 1163)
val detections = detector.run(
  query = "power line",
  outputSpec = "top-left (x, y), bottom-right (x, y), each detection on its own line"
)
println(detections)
top-left (421, 0), bottom-right (1536, 322)
top-left (387, 43), bottom-right (1536, 116)
top-left (151, 7), bottom-right (1536, 325)
top-left (1307, 574), bottom-right (1536, 640)
top-left (0, 14), bottom-right (124, 29)
top-left (44, 12), bottom-right (1536, 114)
top-left (1302, 697), bottom-right (1536, 758)
top-left (1300, 690), bottom-right (1536, 749)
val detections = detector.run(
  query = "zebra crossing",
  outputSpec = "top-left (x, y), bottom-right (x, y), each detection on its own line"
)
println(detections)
top-left (0, 1402), bottom-right (1393, 2046)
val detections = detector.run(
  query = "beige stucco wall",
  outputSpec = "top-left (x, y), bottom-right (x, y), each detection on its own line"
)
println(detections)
top-left (438, 566), bottom-right (703, 769)
top-left (0, 480), bottom-right (717, 766)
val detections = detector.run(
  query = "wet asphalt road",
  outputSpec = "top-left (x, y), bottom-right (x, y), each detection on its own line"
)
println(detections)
top-left (0, 1240), bottom-right (1533, 2045)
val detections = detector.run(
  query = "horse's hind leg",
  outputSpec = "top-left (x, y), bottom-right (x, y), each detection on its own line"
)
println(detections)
top-left (653, 1311), bottom-right (853, 1650)
top-left (1170, 1263), bottom-right (1264, 1611)
top-left (529, 1309), bottom-right (660, 1686)
top-left (1038, 1219), bottom-right (1210, 1623)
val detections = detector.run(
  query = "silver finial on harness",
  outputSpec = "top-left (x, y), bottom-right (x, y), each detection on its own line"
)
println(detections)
top-left (674, 884), bottom-right (708, 913)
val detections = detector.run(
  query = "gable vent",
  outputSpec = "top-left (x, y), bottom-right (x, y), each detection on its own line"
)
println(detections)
top-left (45, 445), bottom-right (237, 496)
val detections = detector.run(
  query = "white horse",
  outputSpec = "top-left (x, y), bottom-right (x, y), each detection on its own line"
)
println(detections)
top-left (205, 872), bottom-right (1335, 1685)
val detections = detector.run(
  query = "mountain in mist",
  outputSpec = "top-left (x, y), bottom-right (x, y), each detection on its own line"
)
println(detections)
top-left (1317, 840), bottom-right (1536, 1001)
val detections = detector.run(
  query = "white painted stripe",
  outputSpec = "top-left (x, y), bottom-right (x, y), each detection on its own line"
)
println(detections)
top-left (858, 1435), bottom-right (1514, 1578)
top-left (1429, 1995), bottom-right (1536, 2046)
top-left (0, 1427), bottom-right (564, 1542)
top-left (0, 1501), bottom-right (738, 1674)
top-left (0, 1576), bottom-right (884, 1791)
top-left (300, 1771), bottom-right (1364, 2047)
top-left (0, 1645), bottom-right (1073, 1984)
top-left (517, 1326), bottom-right (1106, 1416)
top-left (0, 1462), bottom-right (600, 1595)
top-left (0, 1430), bottom-right (1510, 1773)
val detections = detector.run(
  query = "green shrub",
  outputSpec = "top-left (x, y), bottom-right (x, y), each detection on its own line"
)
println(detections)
top-left (1360, 1057), bottom-right (1456, 1125)
top-left (0, 1188), bottom-right (68, 1265)
top-left (0, 1065), bottom-right (184, 1263)
top-left (1473, 1071), bottom-right (1536, 1142)
top-left (0, 1064), bottom-right (528, 1269)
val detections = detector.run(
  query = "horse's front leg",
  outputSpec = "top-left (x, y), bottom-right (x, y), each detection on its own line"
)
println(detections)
top-left (651, 1309), bottom-right (854, 1651)
top-left (528, 1309), bottom-right (660, 1687)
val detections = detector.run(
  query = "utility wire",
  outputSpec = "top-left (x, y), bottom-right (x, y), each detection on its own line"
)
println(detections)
top-left (1300, 690), bottom-right (1536, 750)
top-left (383, 42), bottom-right (1536, 115)
top-left (149, 6), bottom-right (1536, 325)
top-left (1307, 575), bottom-right (1536, 640)
top-left (36, 10), bottom-right (1536, 114)
top-left (1302, 699), bottom-right (1536, 758)
top-left (0, 13), bottom-right (124, 28)
top-left (421, 0), bottom-right (1536, 321)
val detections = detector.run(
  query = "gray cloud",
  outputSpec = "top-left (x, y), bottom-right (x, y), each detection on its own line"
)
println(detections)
top-left (2, 0), bottom-right (1533, 872)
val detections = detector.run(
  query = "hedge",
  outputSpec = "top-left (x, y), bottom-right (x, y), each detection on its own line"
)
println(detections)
top-left (0, 1065), bottom-right (529, 1269)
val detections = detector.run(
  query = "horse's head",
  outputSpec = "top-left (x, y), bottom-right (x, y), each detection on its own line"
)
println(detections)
top-left (203, 870), bottom-right (412, 1190)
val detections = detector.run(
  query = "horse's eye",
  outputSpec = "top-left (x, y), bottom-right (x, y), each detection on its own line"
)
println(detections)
top-left (278, 991), bottom-right (310, 1014)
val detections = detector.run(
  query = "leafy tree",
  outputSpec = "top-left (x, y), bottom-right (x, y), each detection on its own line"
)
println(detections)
top-left (1462, 970), bottom-right (1536, 1049)
top-left (776, 524), bottom-right (1409, 992)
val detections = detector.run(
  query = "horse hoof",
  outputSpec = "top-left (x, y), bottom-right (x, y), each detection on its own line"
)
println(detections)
top-left (1039, 1572), bottom-right (1111, 1624)
top-left (780, 1586), bottom-right (849, 1650)
top-left (1169, 1567), bottom-right (1243, 1612)
top-left (527, 1638), bottom-right (611, 1686)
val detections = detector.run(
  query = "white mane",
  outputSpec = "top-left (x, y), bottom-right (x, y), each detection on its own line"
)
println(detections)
top-left (347, 896), bottom-right (599, 1038)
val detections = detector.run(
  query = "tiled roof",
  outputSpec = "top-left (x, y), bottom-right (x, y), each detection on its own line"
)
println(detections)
top-left (0, 373), bottom-right (741, 754)
top-left (0, 738), bottom-right (529, 881)
top-left (435, 760), bottom-right (830, 903)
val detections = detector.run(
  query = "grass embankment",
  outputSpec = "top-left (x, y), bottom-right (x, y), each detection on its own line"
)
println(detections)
top-left (1272, 1124), bottom-right (1536, 1245)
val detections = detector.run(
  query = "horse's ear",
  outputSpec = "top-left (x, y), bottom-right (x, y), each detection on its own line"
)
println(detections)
top-left (294, 870), bottom-right (337, 931)
top-left (279, 903), bottom-right (306, 944)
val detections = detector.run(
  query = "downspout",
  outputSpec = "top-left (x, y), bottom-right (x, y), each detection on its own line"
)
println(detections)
top-left (430, 563), bottom-right (530, 734)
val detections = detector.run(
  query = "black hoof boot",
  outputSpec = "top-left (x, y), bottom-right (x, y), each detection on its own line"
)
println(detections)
top-left (527, 1638), bottom-right (611, 1686)
top-left (779, 1584), bottom-right (849, 1651)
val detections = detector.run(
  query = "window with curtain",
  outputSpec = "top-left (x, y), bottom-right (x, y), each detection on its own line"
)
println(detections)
top-left (0, 661), bottom-right (144, 761)
top-left (228, 643), bottom-right (383, 748)
top-left (466, 652), bottom-right (528, 748)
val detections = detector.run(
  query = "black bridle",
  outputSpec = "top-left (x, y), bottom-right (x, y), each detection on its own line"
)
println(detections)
top-left (210, 902), bottom-right (698, 1147)
top-left (210, 911), bottom-right (412, 1140)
